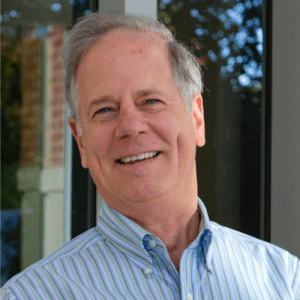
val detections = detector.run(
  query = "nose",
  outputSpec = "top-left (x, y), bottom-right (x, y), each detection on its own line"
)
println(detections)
top-left (114, 105), bottom-right (149, 139)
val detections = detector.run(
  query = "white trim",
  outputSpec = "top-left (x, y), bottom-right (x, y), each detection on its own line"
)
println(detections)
top-left (125, 0), bottom-right (157, 19)
top-left (98, 0), bottom-right (157, 19)
top-left (63, 106), bottom-right (73, 244)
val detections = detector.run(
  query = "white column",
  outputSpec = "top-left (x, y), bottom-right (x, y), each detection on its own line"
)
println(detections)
top-left (41, 28), bottom-right (67, 255)
top-left (40, 168), bottom-right (64, 257)
top-left (271, 0), bottom-right (300, 258)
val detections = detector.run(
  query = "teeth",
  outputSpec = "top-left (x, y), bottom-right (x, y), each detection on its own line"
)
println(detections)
top-left (137, 153), bottom-right (145, 160)
top-left (120, 152), bottom-right (159, 164)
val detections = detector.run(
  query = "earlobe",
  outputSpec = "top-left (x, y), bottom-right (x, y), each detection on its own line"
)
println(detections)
top-left (192, 93), bottom-right (205, 147)
top-left (68, 117), bottom-right (88, 168)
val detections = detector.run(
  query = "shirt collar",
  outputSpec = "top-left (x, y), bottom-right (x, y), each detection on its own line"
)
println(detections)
top-left (96, 200), bottom-right (153, 269)
top-left (97, 197), bottom-right (213, 271)
top-left (198, 197), bottom-right (212, 232)
top-left (186, 198), bottom-right (214, 272)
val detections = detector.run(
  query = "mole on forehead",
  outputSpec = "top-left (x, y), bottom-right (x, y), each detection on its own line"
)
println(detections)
top-left (131, 48), bottom-right (143, 54)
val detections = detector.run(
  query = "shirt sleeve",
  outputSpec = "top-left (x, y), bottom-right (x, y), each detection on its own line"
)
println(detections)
top-left (0, 288), bottom-right (17, 300)
top-left (292, 255), bottom-right (300, 299)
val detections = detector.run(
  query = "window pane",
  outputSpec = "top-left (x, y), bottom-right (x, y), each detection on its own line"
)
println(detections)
top-left (158, 0), bottom-right (265, 238)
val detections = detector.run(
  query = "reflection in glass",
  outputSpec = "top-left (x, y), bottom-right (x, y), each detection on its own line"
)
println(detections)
top-left (158, 0), bottom-right (264, 237)
top-left (0, 0), bottom-right (91, 286)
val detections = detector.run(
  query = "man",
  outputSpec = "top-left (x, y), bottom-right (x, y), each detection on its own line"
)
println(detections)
top-left (1, 13), bottom-right (300, 300)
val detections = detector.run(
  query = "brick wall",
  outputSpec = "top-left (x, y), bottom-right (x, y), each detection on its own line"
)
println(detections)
top-left (20, 38), bottom-right (41, 166)
top-left (44, 27), bottom-right (66, 169)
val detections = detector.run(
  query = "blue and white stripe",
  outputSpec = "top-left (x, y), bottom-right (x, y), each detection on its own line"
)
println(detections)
top-left (1, 197), bottom-right (300, 299)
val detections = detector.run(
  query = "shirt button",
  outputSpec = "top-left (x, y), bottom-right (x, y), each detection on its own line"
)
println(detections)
top-left (149, 240), bottom-right (156, 248)
top-left (144, 267), bottom-right (151, 275)
top-left (186, 293), bottom-right (193, 300)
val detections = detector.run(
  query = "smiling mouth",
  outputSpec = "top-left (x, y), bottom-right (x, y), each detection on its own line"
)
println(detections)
top-left (116, 151), bottom-right (161, 165)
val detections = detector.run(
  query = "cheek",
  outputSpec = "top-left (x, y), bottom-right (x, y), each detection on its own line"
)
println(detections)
top-left (154, 115), bottom-right (180, 144)
top-left (177, 119), bottom-right (196, 158)
top-left (84, 127), bottom-right (111, 160)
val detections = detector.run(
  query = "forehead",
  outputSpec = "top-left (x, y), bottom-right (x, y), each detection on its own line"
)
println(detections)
top-left (77, 29), bottom-right (177, 100)
top-left (80, 28), bottom-right (171, 71)
top-left (102, 27), bottom-right (167, 48)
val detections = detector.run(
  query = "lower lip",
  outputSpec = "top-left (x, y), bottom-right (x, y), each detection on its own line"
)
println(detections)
top-left (117, 153), bottom-right (161, 167)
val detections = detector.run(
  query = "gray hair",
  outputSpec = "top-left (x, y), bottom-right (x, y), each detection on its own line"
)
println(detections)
top-left (64, 13), bottom-right (203, 135)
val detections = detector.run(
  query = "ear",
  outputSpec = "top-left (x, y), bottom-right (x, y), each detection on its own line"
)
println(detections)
top-left (192, 92), bottom-right (205, 147)
top-left (68, 117), bottom-right (88, 168)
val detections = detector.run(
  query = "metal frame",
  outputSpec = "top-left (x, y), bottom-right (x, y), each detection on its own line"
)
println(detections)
top-left (70, 0), bottom-right (98, 239)
top-left (261, 0), bottom-right (272, 242)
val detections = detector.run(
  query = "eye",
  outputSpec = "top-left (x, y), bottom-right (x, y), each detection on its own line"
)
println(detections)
top-left (145, 99), bottom-right (159, 105)
top-left (92, 105), bottom-right (118, 123)
top-left (97, 107), bottom-right (111, 114)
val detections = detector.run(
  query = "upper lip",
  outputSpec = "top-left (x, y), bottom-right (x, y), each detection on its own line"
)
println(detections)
top-left (117, 151), bottom-right (160, 161)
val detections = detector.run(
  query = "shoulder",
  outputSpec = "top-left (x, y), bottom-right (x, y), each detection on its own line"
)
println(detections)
top-left (1, 227), bottom-right (106, 295)
top-left (210, 221), bottom-right (298, 260)
top-left (210, 222), bottom-right (300, 288)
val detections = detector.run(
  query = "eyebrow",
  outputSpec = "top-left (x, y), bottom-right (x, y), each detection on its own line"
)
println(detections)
top-left (134, 88), bottom-right (164, 98)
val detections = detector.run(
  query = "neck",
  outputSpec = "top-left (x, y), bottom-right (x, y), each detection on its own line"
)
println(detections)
top-left (132, 197), bottom-right (200, 249)
top-left (102, 167), bottom-right (200, 271)
top-left (126, 195), bottom-right (200, 272)
top-left (143, 205), bottom-right (200, 272)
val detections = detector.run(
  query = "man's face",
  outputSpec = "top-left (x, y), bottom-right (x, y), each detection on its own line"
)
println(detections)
top-left (69, 29), bottom-right (205, 207)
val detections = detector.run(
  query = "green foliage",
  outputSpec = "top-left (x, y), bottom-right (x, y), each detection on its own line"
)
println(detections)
top-left (158, 0), bottom-right (263, 93)
top-left (1, 35), bottom-right (22, 209)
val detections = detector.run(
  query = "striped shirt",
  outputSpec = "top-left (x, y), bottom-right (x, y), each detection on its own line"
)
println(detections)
top-left (1, 197), bottom-right (300, 300)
